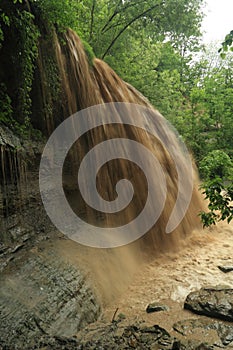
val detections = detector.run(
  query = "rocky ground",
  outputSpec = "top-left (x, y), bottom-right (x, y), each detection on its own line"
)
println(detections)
top-left (1, 219), bottom-right (233, 349)
top-left (0, 232), bottom-right (101, 350)
top-left (74, 222), bottom-right (233, 350)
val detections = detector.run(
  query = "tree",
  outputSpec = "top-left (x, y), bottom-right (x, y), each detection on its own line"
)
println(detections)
top-left (219, 30), bottom-right (233, 58)
top-left (200, 178), bottom-right (233, 227)
top-left (80, 0), bottom-right (204, 81)
top-left (197, 45), bottom-right (233, 228)
top-left (199, 150), bottom-right (233, 180)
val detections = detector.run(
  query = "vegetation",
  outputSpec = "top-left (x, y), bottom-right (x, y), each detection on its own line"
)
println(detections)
top-left (0, 0), bottom-right (232, 226)
top-left (199, 151), bottom-right (233, 227)
top-left (219, 30), bottom-right (233, 58)
top-left (200, 178), bottom-right (233, 227)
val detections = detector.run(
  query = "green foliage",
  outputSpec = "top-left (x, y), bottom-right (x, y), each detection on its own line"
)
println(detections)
top-left (14, 10), bottom-right (40, 122)
top-left (0, 0), bottom-right (23, 46)
top-left (200, 178), bottom-right (233, 227)
top-left (164, 46), bottom-right (233, 165)
top-left (33, 0), bottom-right (79, 32)
top-left (43, 54), bottom-right (61, 100)
top-left (163, 0), bottom-right (203, 55)
top-left (82, 40), bottom-right (96, 66)
top-left (85, 0), bottom-right (203, 59)
top-left (0, 83), bottom-right (13, 124)
top-left (0, 7), bottom-right (10, 47)
top-left (0, 84), bottom-right (40, 139)
top-left (0, 1), bottom-right (42, 134)
top-left (199, 150), bottom-right (233, 180)
top-left (219, 30), bottom-right (233, 59)
top-left (199, 145), bottom-right (233, 228)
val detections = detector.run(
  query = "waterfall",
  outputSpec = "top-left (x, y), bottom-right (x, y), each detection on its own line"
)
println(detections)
top-left (35, 28), bottom-right (203, 252)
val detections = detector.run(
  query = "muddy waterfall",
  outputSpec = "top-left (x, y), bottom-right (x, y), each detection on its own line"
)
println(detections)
top-left (0, 26), bottom-right (203, 348)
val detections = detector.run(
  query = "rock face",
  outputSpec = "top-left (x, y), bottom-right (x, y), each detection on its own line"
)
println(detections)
top-left (3, 318), bottom-right (231, 350)
top-left (184, 286), bottom-right (233, 321)
top-left (0, 246), bottom-right (101, 349)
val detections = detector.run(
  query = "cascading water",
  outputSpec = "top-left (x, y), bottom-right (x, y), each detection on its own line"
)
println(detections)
top-left (0, 24), bottom-right (205, 349)
top-left (41, 28), bottom-right (203, 252)
top-left (1, 25), bottom-right (204, 256)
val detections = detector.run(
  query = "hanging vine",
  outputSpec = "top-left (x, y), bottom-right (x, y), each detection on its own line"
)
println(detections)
top-left (14, 9), bottom-right (40, 124)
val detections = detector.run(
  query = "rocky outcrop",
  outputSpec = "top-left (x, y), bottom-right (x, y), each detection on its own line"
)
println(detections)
top-left (0, 243), bottom-right (101, 349)
top-left (25, 319), bottom-right (233, 350)
top-left (184, 286), bottom-right (233, 321)
top-left (0, 126), bottom-right (102, 350)
top-left (174, 318), bottom-right (233, 347)
top-left (28, 323), bottom-right (182, 350)
top-left (0, 125), bottom-right (48, 245)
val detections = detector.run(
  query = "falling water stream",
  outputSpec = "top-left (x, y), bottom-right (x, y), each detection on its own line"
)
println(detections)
top-left (0, 28), bottom-right (208, 348)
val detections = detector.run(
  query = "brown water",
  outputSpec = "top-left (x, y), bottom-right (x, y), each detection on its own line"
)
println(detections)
top-left (102, 221), bottom-right (233, 330)
top-left (37, 28), bottom-right (205, 304)
top-left (55, 29), bottom-right (203, 246)
top-left (1, 27), bottom-right (204, 306)
top-left (1, 20), bottom-right (231, 349)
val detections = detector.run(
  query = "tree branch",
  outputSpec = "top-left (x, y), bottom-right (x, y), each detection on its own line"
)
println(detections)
top-left (89, 0), bottom-right (96, 40)
top-left (101, 0), bottom-right (147, 34)
top-left (101, 0), bottom-right (122, 34)
top-left (101, 2), bottom-right (163, 59)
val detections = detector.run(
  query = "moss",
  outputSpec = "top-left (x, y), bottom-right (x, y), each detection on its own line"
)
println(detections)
top-left (14, 10), bottom-right (40, 122)
top-left (82, 39), bottom-right (95, 66)
top-left (0, 83), bottom-right (13, 125)
top-left (44, 55), bottom-right (61, 101)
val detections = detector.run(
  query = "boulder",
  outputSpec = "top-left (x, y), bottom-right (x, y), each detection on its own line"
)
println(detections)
top-left (184, 286), bottom-right (233, 322)
top-left (218, 265), bottom-right (233, 273)
top-left (173, 318), bottom-right (233, 346)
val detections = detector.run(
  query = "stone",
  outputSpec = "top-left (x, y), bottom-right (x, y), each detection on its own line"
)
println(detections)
top-left (173, 319), bottom-right (211, 337)
top-left (146, 302), bottom-right (170, 313)
top-left (0, 252), bottom-right (101, 349)
top-left (218, 323), bottom-right (233, 345)
top-left (218, 265), bottom-right (233, 273)
top-left (173, 318), bottom-right (233, 346)
top-left (184, 286), bottom-right (233, 321)
top-left (32, 319), bottom-right (233, 350)
top-left (74, 322), bottom-right (182, 350)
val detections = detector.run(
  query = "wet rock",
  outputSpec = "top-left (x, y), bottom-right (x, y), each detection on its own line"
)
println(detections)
top-left (37, 335), bottom-right (81, 349)
top-left (0, 251), bottom-right (101, 349)
top-left (173, 319), bottom-right (216, 337)
top-left (218, 323), bottom-right (233, 345)
top-left (146, 302), bottom-right (170, 313)
top-left (173, 318), bottom-right (233, 347)
top-left (141, 324), bottom-right (170, 338)
top-left (17, 319), bottom-right (233, 350)
top-left (187, 343), bottom-right (214, 350)
top-left (76, 321), bottom-right (223, 350)
top-left (218, 265), bottom-right (233, 273)
top-left (78, 322), bottom-right (183, 350)
top-left (184, 286), bottom-right (233, 321)
top-left (178, 341), bottom-right (214, 350)
top-left (10, 243), bottom-right (25, 253)
top-left (0, 124), bottom-right (22, 148)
